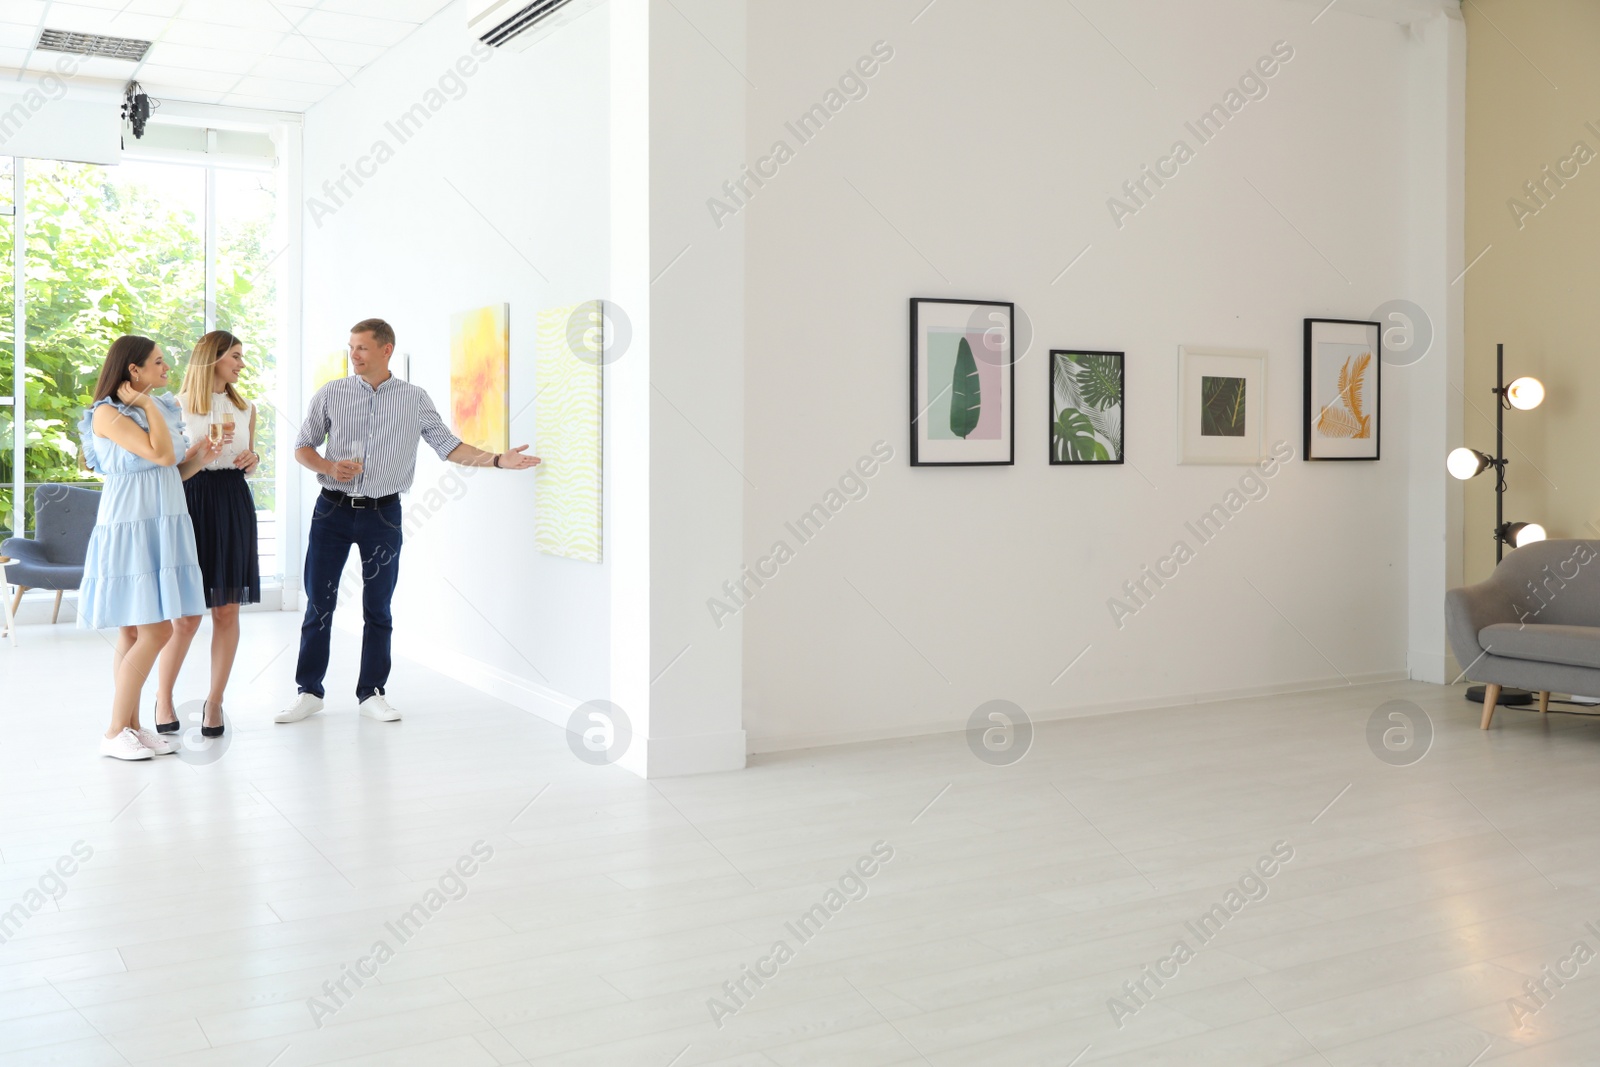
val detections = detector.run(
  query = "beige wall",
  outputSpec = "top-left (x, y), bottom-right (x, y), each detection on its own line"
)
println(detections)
top-left (1465, 0), bottom-right (1600, 581)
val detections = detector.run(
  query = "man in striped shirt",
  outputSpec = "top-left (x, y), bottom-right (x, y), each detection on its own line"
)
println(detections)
top-left (277, 318), bottom-right (538, 724)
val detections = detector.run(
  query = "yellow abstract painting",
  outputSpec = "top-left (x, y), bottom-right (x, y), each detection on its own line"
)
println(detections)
top-left (450, 303), bottom-right (510, 452)
top-left (312, 349), bottom-right (348, 389)
top-left (535, 302), bottom-right (603, 563)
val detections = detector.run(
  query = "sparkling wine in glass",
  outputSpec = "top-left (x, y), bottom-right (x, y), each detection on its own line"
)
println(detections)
top-left (221, 409), bottom-right (236, 443)
top-left (208, 423), bottom-right (224, 446)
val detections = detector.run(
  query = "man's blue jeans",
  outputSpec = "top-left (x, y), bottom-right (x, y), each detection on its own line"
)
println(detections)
top-left (295, 493), bottom-right (403, 701)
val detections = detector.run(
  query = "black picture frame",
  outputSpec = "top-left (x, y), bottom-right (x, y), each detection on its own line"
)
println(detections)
top-left (1049, 349), bottom-right (1125, 466)
top-left (1303, 318), bottom-right (1382, 461)
top-left (910, 298), bottom-right (1016, 467)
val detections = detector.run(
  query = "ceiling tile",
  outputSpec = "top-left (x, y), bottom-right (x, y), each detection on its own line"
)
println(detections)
top-left (271, 33), bottom-right (383, 68)
top-left (315, 0), bottom-right (453, 22)
top-left (245, 53), bottom-right (356, 87)
top-left (171, 0), bottom-right (307, 33)
top-left (159, 19), bottom-right (284, 53)
top-left (295, 11), bottom-right (417, 47)
top-left (228, 75), bottom-right (332, 102)
top-left (0, 1), bottom-right (46, 23)
top-left (35, 2), bottom-right (171, 39)
top-left (133, 62), bottom-right (240, 93)
top-left (25, 49), bottom-right (134, 78)
top-left (48, 0), bottom-right (183, 11)
top-left (145, 39), bottom-right (265, 74)
top-left (0, 21), bottom-right (38, 49)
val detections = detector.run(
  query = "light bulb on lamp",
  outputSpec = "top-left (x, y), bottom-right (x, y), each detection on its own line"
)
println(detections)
top-left (1499, 522), bottom-right (1547, 548)
top-left (1447, 447), bottom-right (1493, 481)
top-left (1506, 376), bottom-right (1546, 410)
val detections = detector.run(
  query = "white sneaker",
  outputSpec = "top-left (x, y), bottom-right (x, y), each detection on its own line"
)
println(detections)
top-left (135, 729), bottom-right (179, 755)
top-left (101, 729), bottom-right (153, 761)
top-left (359, 694), bottom-right (400, 722)
top-left (275, 692), bottom-right (324, 724)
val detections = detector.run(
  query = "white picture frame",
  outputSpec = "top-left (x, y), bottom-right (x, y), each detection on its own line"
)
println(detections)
top-left (1178, 346), bottom-right (1266, 465)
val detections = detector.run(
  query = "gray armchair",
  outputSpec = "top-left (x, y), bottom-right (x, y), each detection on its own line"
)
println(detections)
top-left (1445, 539), bottom-right (1600, 728)
top-left (1, 484), bottom-right (101, 627)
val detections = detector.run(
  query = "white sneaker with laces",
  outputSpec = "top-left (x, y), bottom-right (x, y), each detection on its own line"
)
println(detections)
top-left (135, 729), bottom-right (179, 755)
top-left (359, 694), bottom-right (400, 721)
top-left (276, 692), bottom-right (324, 724)
top-left (101, 728), bottom-right (153, 761)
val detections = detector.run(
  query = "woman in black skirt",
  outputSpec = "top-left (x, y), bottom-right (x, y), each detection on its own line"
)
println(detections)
top-left (154, 331), bottom-right (261, 739)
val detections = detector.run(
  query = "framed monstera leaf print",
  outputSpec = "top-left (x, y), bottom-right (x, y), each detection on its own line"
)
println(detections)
top-left (1050, 351), bottom-right (1123, 465)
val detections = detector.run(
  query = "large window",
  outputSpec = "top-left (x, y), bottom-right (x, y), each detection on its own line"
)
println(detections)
top-left (0, 152), bottom-right (287, 582)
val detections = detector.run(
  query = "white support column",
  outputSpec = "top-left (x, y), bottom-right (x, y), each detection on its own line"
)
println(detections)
top-left (610, 0), bottom-right (748, 777)
top-left (1406, 7), bottom-right (1467, 683)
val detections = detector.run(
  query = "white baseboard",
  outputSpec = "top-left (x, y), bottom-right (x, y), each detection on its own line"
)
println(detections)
top-left (747, 669), bottom-right (1412, 755)
top-left (387, 627), bottom-right (581, 729)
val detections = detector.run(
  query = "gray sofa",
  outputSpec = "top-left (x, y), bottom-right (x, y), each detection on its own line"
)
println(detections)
top-left (1446, 539), bottom-right (1600, 728)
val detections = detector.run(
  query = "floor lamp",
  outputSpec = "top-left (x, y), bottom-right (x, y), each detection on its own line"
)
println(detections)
top-left (1447, 342), bottom-right (1546, 706)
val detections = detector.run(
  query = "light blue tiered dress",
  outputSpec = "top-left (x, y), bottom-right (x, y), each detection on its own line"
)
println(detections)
top-left (77, 393), bottom-right (206, 629)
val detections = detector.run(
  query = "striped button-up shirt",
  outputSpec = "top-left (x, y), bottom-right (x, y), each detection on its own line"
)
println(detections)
top-left (294, 375), bottom-right (463, 498)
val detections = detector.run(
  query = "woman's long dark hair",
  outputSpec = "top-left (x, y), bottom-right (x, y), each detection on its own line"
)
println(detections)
top-left (92, 335), bottom-right (158, 403)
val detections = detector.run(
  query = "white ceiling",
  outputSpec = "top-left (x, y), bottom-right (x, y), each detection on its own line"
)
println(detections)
top-left (0, 0), bottom-right (459, 112)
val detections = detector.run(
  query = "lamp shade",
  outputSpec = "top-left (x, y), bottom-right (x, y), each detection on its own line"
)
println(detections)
top-left (1499, 522), bottom-right (1547, 548)
top-left (1506, 376), bottom-right (1545, 410)
top-left (1447, 447), bottom-right (1493, 481)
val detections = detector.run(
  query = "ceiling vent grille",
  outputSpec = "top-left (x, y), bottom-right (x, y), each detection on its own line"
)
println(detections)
top-left (470, 0), bottom-right (591, 48)
top-left (36, 28), bottom-right (152, 62)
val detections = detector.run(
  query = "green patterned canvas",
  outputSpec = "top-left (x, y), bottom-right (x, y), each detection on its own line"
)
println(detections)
top-left (535, 302), bottom-right (603, 563)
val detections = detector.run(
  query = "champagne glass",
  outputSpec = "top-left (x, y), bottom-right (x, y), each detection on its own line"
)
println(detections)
top-left (208, 422), bottom-right (224, 446)
top-left (221, 408), bottom-right (236, 444)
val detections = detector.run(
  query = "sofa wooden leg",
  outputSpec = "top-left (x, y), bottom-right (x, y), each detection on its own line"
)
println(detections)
top-left (1539, 690), bottom-right (1551, 715)
top-left (8, 585), bottom-right (23, 619)
top-left (51, 590), bottom-right (62, 624)
top-left (1482, 684), bottom-right (1502, 730)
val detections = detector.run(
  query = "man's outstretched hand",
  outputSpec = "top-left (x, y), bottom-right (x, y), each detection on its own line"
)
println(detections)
top-left (499, 444), bottom-right (541, 470)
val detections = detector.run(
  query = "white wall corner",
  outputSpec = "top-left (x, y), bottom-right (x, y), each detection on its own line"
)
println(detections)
top-left (1403, 8), bottom-right (1466, 685)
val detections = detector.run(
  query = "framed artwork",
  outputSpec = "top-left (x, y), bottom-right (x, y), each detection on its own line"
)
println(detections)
top-left (1050, 350), bottom-right (1123, 465)
top-left (910, 298), bottom-right (1015, 466)
top-left (1304, 318), bottom-right (1380, 461)
top-left (450, 303), bottom-right (510, 453)
top-left (1178, 346), bottom-right (1266, 465)
top-left (534, 301), bottom-right (604, 563)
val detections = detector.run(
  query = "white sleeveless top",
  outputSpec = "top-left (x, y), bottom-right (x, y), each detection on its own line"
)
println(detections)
top-left (180, 395), bottom-right (254, 472)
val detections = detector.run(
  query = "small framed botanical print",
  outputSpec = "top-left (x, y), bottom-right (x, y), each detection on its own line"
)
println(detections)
top-left (1178, 346), bottom-right (1266, 465)
top-left (1304, 318), bottom-right (1380, 461)
top-left (910, 298), bottom-right (1015, 466)
top-left (1050, 350), bottom-right (1123, 464)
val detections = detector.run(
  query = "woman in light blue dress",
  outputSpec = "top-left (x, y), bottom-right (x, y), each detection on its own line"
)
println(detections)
top-left (79, 335), bottom-right (216, 761)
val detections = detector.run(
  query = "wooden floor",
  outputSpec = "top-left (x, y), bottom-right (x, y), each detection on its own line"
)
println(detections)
top-left (3, 612), bottom-right (1600, 1066)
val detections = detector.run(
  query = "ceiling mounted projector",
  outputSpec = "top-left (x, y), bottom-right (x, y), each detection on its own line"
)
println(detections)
top-left (468, 0), bottom-right (605, 50)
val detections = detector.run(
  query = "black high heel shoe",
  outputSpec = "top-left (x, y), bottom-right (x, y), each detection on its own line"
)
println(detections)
top-left (155, 700), bottom-right (180, 734)
top-left (201, 700), bottom-right (225, 738)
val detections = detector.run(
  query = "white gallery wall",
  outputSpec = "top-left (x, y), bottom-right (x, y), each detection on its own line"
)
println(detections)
top-left (299, 1), bottom-right (612, 715)
top-left (736, 0), bottom-right (1463, 751)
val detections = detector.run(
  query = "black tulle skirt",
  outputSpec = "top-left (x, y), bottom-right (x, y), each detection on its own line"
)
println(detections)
top-left (184, 469), bottom-right (261, 608)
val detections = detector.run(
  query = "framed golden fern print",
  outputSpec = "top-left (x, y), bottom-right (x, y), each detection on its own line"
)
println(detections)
top-left (1304, 319), bottom-right (1381, 460)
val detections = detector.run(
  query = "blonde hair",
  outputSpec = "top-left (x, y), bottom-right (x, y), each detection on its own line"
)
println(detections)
top-left (180, 331), bottom-right (247, 417)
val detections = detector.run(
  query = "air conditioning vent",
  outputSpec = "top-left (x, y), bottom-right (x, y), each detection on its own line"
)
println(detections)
top-left (468, 0), bottom-right (602, 49)
top-left (36, 28), bottom-right (152, 61)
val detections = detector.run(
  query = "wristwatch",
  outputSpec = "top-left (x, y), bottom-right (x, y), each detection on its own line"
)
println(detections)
top-left (492, 453), bottom-right (501, 468)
